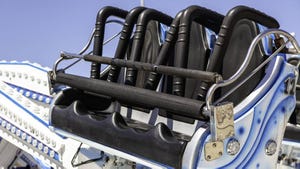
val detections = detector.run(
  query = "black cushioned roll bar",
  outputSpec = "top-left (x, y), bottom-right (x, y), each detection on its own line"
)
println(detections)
top-left (173, 5), bottom-right (224, 96)
top-left (55, 72), bottom-right (208, 120)
top-left (124, 9), bottom-right (174, 85)
top-left (197, 5), bottom-right (280, 101)
top-left (107, 7), bottom-right (146, 82)
top-left (207, 5), bottom-right (280, 73)
top-left (145, 6), bottom-right (225, 91)
top-left (144, 10), bottom-right (184, 90)
top-left (91, 6), bottom-right (128, 79)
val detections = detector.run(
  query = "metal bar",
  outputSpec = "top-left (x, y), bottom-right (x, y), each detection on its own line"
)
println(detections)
top-left (214, 39), bottom-right (289, 104)
top-left (83, 55), bottom-right (221, 83)
top-left (206, 29), bottom-right (300, 111)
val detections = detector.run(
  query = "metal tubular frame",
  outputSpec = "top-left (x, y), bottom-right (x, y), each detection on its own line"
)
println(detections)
top-left (205, 29), bottom-right (300, 112)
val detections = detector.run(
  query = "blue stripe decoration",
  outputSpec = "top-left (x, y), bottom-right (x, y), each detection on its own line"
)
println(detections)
top-left (0, 117), bottom-right (60, 162)
top-left (6, 83), bottom-right (52, 104)
top-left (0, 89), bottom-right (49, 126)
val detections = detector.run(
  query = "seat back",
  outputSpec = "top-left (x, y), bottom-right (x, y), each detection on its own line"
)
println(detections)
top-left (220, 19), bottom-right (265, 105)
top-left (199, 5), bottom-right (280, 105)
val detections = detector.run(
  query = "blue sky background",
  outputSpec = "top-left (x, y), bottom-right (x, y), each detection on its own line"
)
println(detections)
top-left (0, 0), bottom-right (299, 76)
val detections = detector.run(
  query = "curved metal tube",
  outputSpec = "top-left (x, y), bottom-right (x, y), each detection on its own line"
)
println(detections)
top-left (52, 20), bottom-right (124, 79)
top-left (206, 29), bottom-right (300, 111)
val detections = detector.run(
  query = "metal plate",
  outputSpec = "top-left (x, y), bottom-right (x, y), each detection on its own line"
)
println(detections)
top-left (204, 141), bottom-right (224, 161)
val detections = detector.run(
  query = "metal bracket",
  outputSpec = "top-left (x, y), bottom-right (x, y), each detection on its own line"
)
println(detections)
top-left (204, 141), bottom-right (223, 161)
top-left (211, 102), bottom-right (235, 141)
top-left (204, 102), bottom-right (235, 161)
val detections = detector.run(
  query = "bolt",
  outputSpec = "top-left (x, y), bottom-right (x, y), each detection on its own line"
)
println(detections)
top-left (227, 138), bottom-right (240, 155)
top-left (265, 140), bottom-right (277, 156)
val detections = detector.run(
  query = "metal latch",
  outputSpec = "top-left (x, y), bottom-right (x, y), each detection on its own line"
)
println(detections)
top-left (204, 102), bottom-right (235, 161)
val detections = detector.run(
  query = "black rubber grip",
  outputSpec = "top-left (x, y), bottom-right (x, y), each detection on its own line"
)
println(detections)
top-left (124, 9), bottom-right (173, 86)
top-left (107, 7), bottom-right (146, 82)
top-left (55, 72), bottom-right (207, 120)
top-left (91, 6), bottom-right (128, 79)
top-left (145, 10), bottom-right (184, 90)
top-left (173, 5), bottom-right (224, 96)
top-left (207, 5), bottom-right (280, 72)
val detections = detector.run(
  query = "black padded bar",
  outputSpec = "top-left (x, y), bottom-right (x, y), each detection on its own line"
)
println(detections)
top-left (145, 10), bottom-right (184, 90)
top-left (107, 7), bottom-right (147, 82)
top-left (207, 5), bottom-right (280, 72)
top-left (55, 72), bottom-right (207, 120)
top-left (91, 6), bottom-right (128, 79)
top-left (173, 5), bottom-right (224, 96)
top-left (84, 55), bottom-right (220, 83)
top-left (125, 9), bottom-right (173, 85)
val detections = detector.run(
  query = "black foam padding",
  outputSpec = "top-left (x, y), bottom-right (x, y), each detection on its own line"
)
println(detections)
top-left (91, 6), bottom-right (128, 79)
top-left (185, 23), bottom-right (210, 98)
top-left (136, 21), bottom-right (161, 87)
top-left (51, 102), bottom-right (186, 169)
top-left (220, 19), bottom-right (265, 105)
top-left (107, 7), bottom-right (146, 82)
top-left (206, 6), bottom-right (279, 73)
top-left (53, 88), bottom-right (112, 112)
top-left (284, 125), bottom-right (300, 141)
top-left (159, 23), bottom-right (210, 124)
top-left (125, 9), bottom-right (172, 86)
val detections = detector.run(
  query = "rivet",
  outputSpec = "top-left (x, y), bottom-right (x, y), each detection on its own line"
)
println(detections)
top-left (16, 129), bottom-right (21, 136)
top-left (32, 93), bottom-right (37, 99)
top-left (6, 123), bottom-right (11, 130)
top-left (227, 138), bottom-right (240, 155)
top-left (25, 91), bottom-right (30, 97)
top-left (1, 121), bottom-right (6, 127)
top-left (38, 95), bottom-right (44, 102)
top-left (32, 139), bottom-right (38, 147)
top-left (38, 143), bottom-right (43, 150)
top-left (43, 146), bottom-right (49, 154)
top-left (50, 150), bottom-right (55, 158)
top-left (21, 133), bottom-right (27, 140)
top-left (265, 140), bottom-right (277, 156)
top-left (11, 126), bottom-right (16, 134)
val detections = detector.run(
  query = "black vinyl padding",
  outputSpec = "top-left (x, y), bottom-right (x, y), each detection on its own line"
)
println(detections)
top-left (91, 6), bottom-right (128, 79)
top-left (136, 21), bottom-right (161, 87)
top-left (220, 19), bottom-right (265, 105)
top-left (159, 23), bottom-right (210, 123)
top-left (107, 7), bottom-right (146, 82)
top-left (51, 99), bottom-right (186, 169)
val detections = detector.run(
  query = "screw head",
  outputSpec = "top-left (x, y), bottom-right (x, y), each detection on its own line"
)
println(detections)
top-left (265, 140), bottom-right (277, 156)
top-left (226, 138), bottom-right (240, 155)
top-left (32, 139), bottom-right (38, 147)
top-left (38, 143), bottom-right (43, 150)
top-left (50, 150), bottom-right (55, 158)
